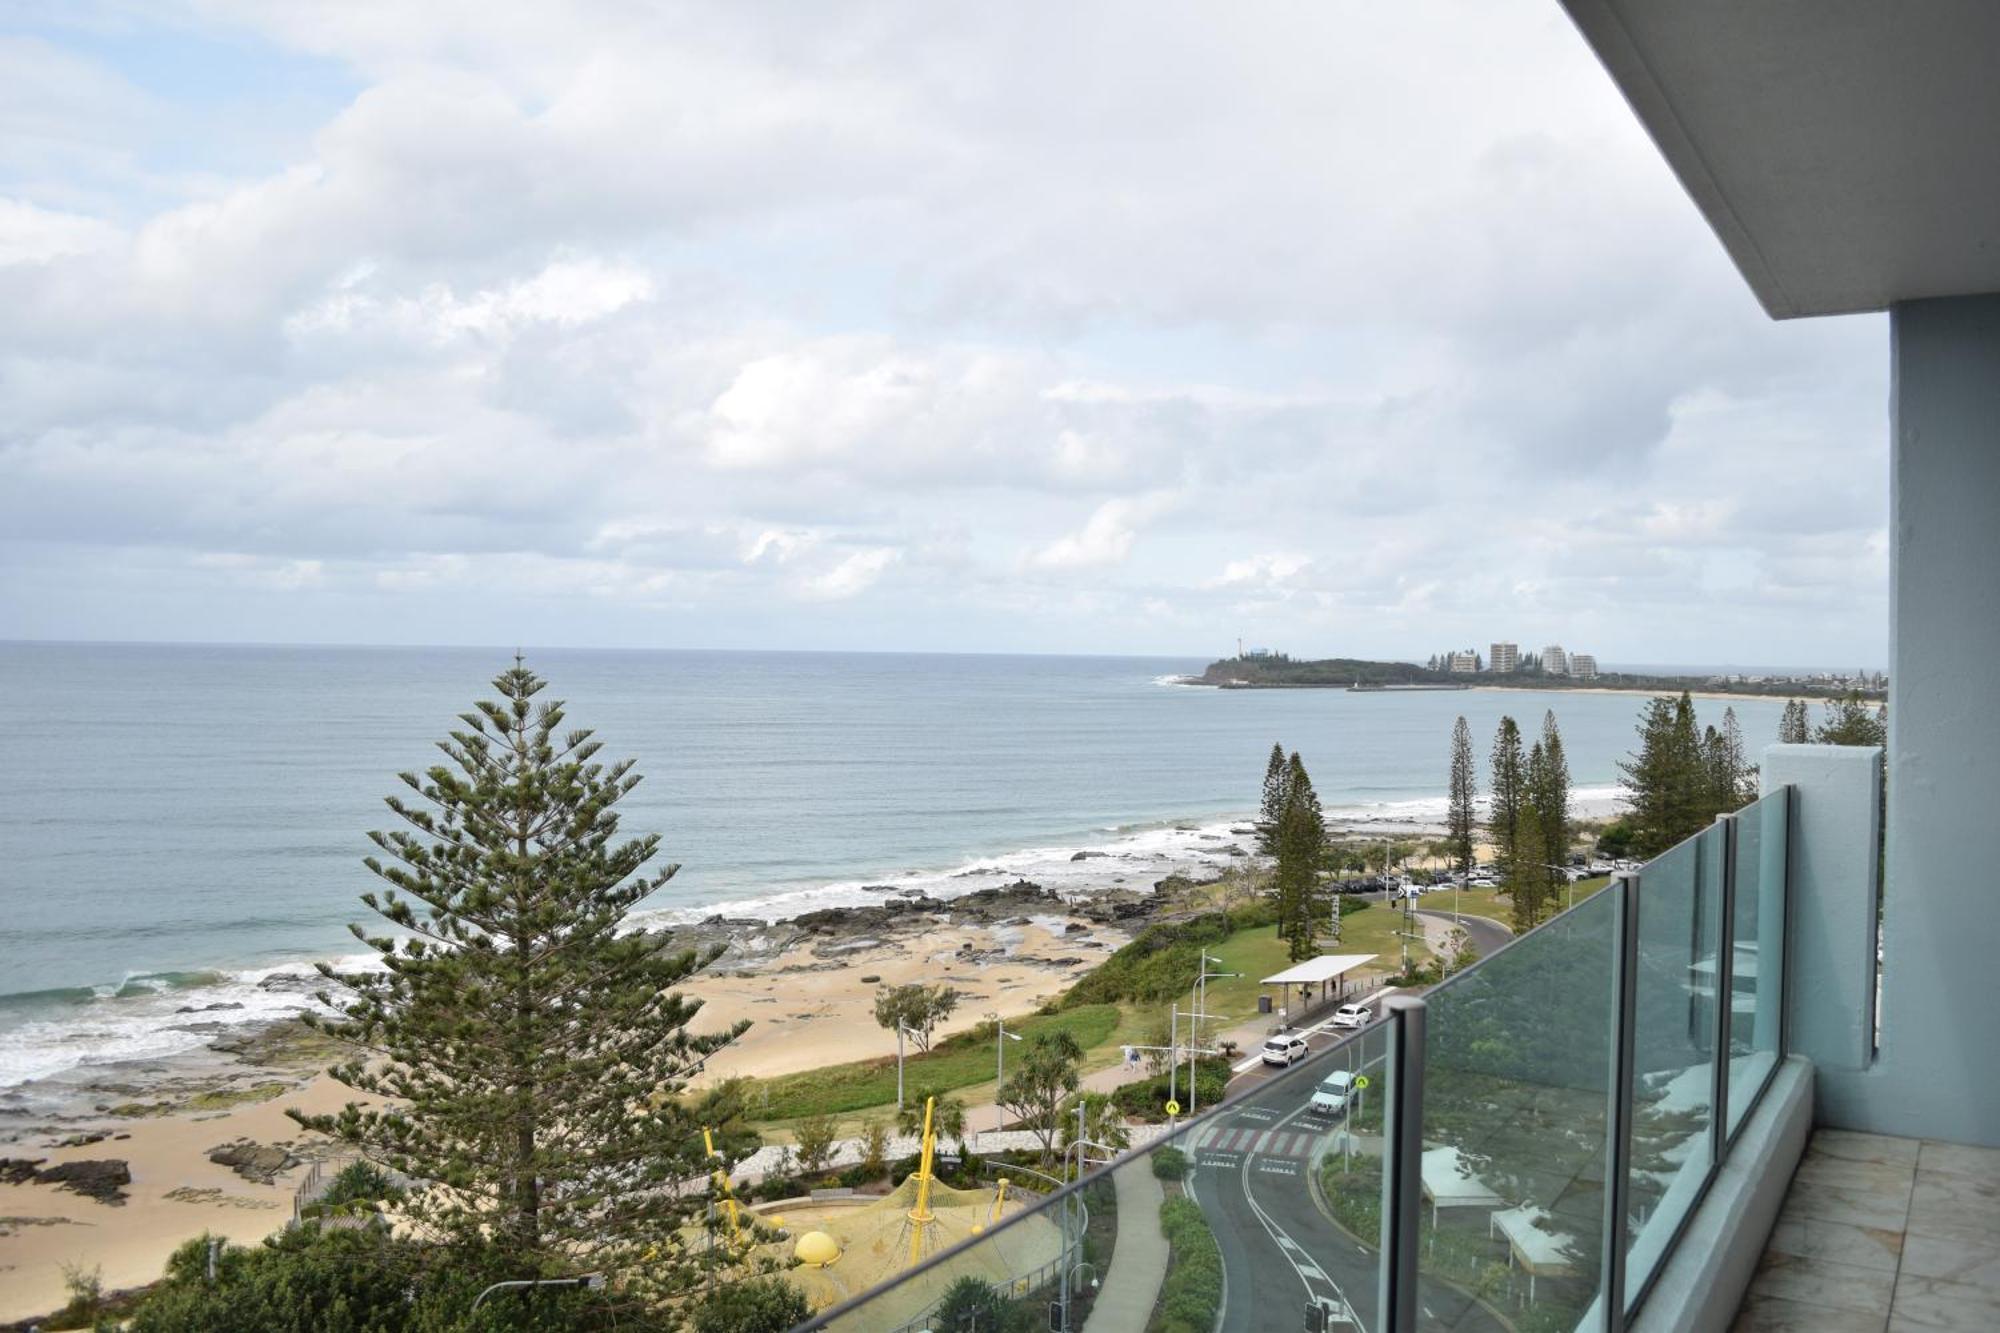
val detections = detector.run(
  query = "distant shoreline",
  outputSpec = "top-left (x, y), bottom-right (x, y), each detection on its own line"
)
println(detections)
top-left (1184, 659), bottom-right (1880, 703)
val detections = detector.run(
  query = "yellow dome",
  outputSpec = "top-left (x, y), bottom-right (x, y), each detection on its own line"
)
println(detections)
top-left (794, 1231), bottom-right (842, 1268)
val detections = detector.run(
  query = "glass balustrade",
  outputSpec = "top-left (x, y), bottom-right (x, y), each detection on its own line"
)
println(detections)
top-left (795, 788), bottom-right (1794, 1333)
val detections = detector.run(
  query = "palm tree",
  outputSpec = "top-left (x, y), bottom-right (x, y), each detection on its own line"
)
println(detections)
top-left (896, 1089), bottom-right (969, 1145)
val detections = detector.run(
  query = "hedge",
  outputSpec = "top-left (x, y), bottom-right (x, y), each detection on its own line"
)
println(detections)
top-left (1156, 1196), bottom-right (1222, 1333)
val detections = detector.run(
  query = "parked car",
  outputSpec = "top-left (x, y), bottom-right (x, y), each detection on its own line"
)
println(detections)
top-left (1329, 1003), bottom-right (1373, 1030)
top-left (1309, 1068), bottom-right (1357, 1116)
top-left (1261, 1034), bottom-right (1309, 1067)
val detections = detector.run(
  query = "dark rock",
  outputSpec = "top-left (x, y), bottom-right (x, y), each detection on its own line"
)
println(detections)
top-left (37, 1158), bottom-right (131, 1205)
top-left (175, 1001), bottom-right (246, 1014)
top-left (1064, 922), bottom-right (1090, 935)
top-left (56, 1132), bottom-right (109, 1148)
top-left (207, 1140), bottom-right (299, 1185)
top-left (1069, 851), bottom-right (1107, 861)
top-left (0, 1157), bottom-right (45, 1184)
top-left (859, 975), bottom-right (881, 984)
top-left (858, 885), bottom-right (899, 894)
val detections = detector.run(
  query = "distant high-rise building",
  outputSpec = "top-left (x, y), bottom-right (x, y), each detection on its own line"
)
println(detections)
top-left (1571, 653), bottom-right (1599, 680)
top-left (1489, 642), bottom-right (1520, 673)
top-left (1449, 650), bottom-right (1478, 674)
top-left (1542, 645), bottom-right (1569, 676)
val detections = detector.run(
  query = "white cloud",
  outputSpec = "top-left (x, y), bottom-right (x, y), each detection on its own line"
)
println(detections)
top-left (0, 2), bottom-right (1890, 662)
top-left (0, 199), bottom-right (121, 265)
top-left (1026, 494), bottom-right (1178, 572)
top-left (798, 547), bottom-right (898, 601)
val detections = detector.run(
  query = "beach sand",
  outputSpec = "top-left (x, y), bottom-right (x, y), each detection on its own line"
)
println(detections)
top-left (0, 913), bottom-right (1123, 1322)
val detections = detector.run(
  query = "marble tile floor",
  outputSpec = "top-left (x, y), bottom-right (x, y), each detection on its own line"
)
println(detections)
top-left (1733, 1129), bottom-right (2000, 1331)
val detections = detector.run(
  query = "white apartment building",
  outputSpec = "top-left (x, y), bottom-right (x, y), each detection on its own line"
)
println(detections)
top-left (1489, 641), bottom-right (1520, 673)
top-left (1542, 644), bottom-right (1569, 675)
top-left (1570, 653), bottom-right (1599, 680)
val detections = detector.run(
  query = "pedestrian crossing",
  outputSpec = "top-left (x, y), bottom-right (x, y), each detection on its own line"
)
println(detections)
top-left (1194, 1123), bottom-right (1319, 1161)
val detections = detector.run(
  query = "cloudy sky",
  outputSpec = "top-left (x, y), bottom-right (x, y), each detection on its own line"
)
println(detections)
top-left (0, 2), bottom-right (1890, 666)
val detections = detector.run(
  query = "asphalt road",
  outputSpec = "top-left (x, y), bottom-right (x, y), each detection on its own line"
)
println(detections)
top-left (1410, 904), bottom-right (1513, 961)
top-left (1188, 1039), bottom-right (1505, 1333)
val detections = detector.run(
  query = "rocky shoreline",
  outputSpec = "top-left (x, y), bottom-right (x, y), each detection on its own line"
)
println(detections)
top-left (4, 868), bottom-right (1204, 1146)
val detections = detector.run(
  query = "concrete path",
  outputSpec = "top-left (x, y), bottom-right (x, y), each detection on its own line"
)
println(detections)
top-left (1081, 1158), bottom-right (1168, 1333)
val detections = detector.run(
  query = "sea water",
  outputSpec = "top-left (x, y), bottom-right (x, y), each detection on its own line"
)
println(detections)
top-left (0, 641), bottom-right (1787, 1089)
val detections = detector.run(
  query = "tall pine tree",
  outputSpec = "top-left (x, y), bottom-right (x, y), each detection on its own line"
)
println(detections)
top-left (1620, 691), bottom-right (1711, 856)
top-left (293, 661), bottom-right (748, 1289)
top-left (1488, 717), bottom-right (1526, 898)
top-left (1256, 742), bottom-right (1291, 856)
top-left (1778, 698), bottom-right (1810, 744)
top-left (1273, 752), bottom-right (1326, 961)
top-left (1515, 740), bottom-right (1553, 930)
top-left (1446, 716), bottom-right (1478, 882)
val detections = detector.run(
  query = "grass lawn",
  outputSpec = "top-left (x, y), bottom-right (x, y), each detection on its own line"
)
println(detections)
top-left (741, 1002), bottom-right (1123, 1123)
top-left (1188, 901), bottom-right (1433, 1027)
top-left (1426, 875), bottom-right (1612, 927)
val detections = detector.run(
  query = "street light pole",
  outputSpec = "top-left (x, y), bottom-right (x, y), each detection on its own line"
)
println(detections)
top-left (1186, 954), bottom-right (1239, 1117)
top-left (896, 1023), bottom-right (905, 1112)
top-left (470, 1276), bottom-right (604, 1313)
top-left (990, 1013), bottom-right (1022, 1135)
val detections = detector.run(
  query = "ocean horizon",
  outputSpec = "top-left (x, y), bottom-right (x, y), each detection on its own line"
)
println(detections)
top-left (0, 640), bottom-right (1786, 1091)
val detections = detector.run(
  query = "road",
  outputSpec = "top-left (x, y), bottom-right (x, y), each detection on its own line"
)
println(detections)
top-left (1198, 1027), bottom-right (1504, 1333)
top-left (1410, 904), bottom-right (1512, 962)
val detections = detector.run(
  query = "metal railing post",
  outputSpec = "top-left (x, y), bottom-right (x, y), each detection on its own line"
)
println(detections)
top-left (1711, 813), bottom-right (1738, 1166)
top-left (1378, 994), bottom-right (1426, 1333)
top-left (1601, 872), bottom-right (1641, 1330)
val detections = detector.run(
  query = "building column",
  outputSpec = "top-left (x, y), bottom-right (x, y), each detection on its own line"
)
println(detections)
top-left (1877, 293), bottom-right (2000, 1145)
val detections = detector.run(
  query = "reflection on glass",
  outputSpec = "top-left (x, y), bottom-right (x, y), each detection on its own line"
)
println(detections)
top-left (1728, 791), bottom-right (1788, 1136)
top-left (1417, 888), bottom-right (1618, 1331)
top-left (1624, 831), bottom-right (1721, 1304)
top-left (811, 1024), bottom-right (1392, 1333)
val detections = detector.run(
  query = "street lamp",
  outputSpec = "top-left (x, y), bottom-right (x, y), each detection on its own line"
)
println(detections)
top-left (1540, 862), bottom-right (1579, 915)
top-left (469, 1275), bottom-right (604, 1313)
top-left (989, 1013), bottom-right (1023, 1135)
top-left (1186, 954), bottom-right (1238, 1117)
top-left (895, 1022), bottom-right (914, 1112)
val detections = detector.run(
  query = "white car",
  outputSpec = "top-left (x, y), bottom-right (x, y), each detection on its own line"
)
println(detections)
top-left (1261, 1034), bottom-right (1309, 1067)
top-left (1329, 1003), bottom-right (1374, 1031)
top-left (1309, 1069), bottom-right (1356, 1116)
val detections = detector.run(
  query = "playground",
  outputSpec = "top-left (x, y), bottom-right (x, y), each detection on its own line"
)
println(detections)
top-left (739, 1099), bottom-right (1064, 1321)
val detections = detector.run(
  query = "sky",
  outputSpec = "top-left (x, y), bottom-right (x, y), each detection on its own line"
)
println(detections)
top-left (0, 2), bottom-right (1891, 666)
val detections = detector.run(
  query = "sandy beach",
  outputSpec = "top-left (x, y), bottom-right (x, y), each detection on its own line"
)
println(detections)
top-left (0, 896), bottom-right (1130, 1323)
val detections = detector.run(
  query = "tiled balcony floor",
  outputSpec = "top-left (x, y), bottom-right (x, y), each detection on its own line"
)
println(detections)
top-left (1733, 1129), bottom-right (2000, 1331)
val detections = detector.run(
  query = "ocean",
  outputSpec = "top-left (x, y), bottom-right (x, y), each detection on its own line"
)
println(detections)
top-left (0, 642), bottom-right (1787, 1091)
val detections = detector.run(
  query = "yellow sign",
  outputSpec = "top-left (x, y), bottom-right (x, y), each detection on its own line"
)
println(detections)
top-left (1354, 1076), bottom-right (1370, 1090)
top-left (1165, 1099), bottom-right (1181, 1116)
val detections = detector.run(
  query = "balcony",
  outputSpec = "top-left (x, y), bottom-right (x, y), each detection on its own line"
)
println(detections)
top-left (783, 742), bottom-right (1989, 1332)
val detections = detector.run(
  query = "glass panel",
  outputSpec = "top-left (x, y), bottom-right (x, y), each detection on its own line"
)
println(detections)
top-left (1623, 830), bottom-right (1722, 1304)
top-left (809, 1022), bottom-right (1391, 1333)
top-left (1418, 888), bottom-right (1618, 1332)
top-left (1727, 790), bottom-right (1788, 1136)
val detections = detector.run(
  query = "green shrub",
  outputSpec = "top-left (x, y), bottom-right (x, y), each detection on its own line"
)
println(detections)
top-left (125, 1227), bottom-right (667, 1332)
top-left (1156, 1197), bottom-right (1222, 1333)
top-left (1150, 1146), bottom-right (1188, 1181)
top-left (931, 1275), bottom-right (1026, 1333)
top-left (1108, 1060), bottom-right (1229, 1122)
top-left (690, 1277), bottom-right (810, 1333)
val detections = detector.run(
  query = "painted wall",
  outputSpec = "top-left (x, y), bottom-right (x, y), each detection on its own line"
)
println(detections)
top-left (1879, 294), bottom-right (2000, 1146)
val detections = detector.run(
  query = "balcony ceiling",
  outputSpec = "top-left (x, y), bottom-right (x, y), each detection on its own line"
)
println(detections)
top-left (1559, 1), bottom-right (2000, 319)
